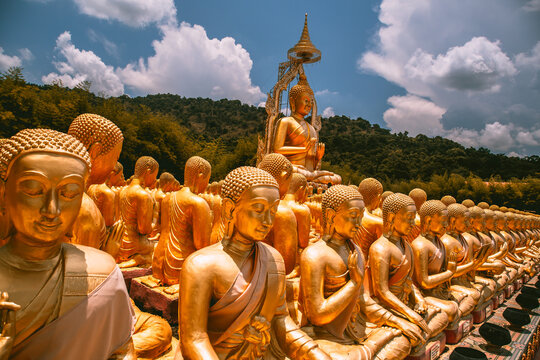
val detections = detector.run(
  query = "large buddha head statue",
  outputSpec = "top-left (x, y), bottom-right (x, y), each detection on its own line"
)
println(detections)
top-left (288, 73), bottom-right (314, 118)
top-left (382, 193), bottom-right (416, 238)
top-left (68, 113), bottom-right (123, 186)
top-left (258, 153), bottom-right (293, 198)
top-left (419, 200), bottom-right (448, 237)
top-left (221, 166), bottom-right (279, 243)
top-left (0, 129), bottom-right (91, 245)
top-left (358, 178), bottom-right (383, 211)
top-left (134, 156), bottom-right (159, 188)
top-left (322, 185), bottom-right (364, 239)
top-left (184, 156), bottom-right (211, 194)
top-left (447, 204), bottom-right (469, 235)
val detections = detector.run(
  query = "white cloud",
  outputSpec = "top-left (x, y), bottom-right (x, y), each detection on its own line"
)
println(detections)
top-left (117, 23), bottom-right (264, 105)
top-left (322, 107), bottom-right (335, 117)
top-left (87, 29), bottom-right (119, 58)
top-left (516, 131), bottom-right (539, 146)
top-left (523, 0), bottom-right (540, 12)
top-left (18, 48), bottom-right (34, 61)
top-left (42, 31), bottom-right (124, 97)
top-left (0, 47), bottom-right (22, 71)
top-left (73, 0), bottom-right (176, 27)
top-left (359, 0), bottom-right (540, 155)
top-left (405, 37), bottom-right (516, 93)
top-left (315, 89), bottom-right (339, 96)
top-left (507, 152), bottom-right (525, 158)
top-left (383, 95), bottom-right (446, 136)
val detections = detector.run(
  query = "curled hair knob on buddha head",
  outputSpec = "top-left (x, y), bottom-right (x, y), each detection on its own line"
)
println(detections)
top-left (441, 195), bottom-right (457, 206)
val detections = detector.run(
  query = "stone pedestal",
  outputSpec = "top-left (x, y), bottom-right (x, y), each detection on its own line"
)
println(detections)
top-left (406, 332), bottom-right (446, 360)
top-left (444, 315), bottom-right (473, 345)
top-left (472, 299), bottom-right (493, 324)
top-left (130, 275), bottom-right (179, 325)
top-left (505, 282), bottom-right (514, 299)
top-left (121, 266), bottom-right (152, 292)
top-left (491, 290), bottom-right (505, 311)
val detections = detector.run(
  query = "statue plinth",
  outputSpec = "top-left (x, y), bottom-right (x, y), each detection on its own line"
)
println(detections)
top-left (406, 332), bottom-right (446, 360)
top-left (120, 266), bottom-right (152, 292)
top-left (472, 299), bottom-right (493, 324)
top-left (444, 315), bottom-right (472, 345)
top-left (130, 275), bottom-right (179, 325)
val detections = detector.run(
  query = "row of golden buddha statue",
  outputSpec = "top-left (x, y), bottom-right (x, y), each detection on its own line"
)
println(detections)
top-left (0, 114), bottom-right (539, 360)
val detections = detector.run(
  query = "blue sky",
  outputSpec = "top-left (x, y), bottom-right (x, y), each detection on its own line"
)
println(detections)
top-left (1, 0), bottom-right (539, 156)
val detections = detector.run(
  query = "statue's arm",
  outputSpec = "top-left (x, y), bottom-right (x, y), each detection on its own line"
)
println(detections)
top-left (300, 248), bottom-right (359, 326)
top-left (137, 192), bottom-right (154, 235)
top-left (369, 244), bottom-right (418, 322)
top-left (411, 241), bottom-right (453, 289)
top-left (179, 255), bottom-right (219, 360)
top-left (192, 199), bottom-right (212, 250)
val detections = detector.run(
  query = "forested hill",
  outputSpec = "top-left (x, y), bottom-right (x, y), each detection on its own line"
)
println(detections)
top-left (0, 68), bottom-right (539, 211)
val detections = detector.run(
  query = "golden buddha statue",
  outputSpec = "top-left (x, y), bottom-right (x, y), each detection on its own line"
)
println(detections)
top-left (407, 188), bottom-right (427, 242)
top-left (87, 179), bottom-right (117, 228)
top-left (148, 172), bottom-right (177, 242)
top-left (131, 300), bottom-right (174, 359)
top-left (300, 185), bottom-right (411, 359)
top-left (116, 156), bottom-right (158, 268)
top-left (0, 129), bottom-right (135, 359)
top-left (67, 113), bottom-right (123, 250)
top-left (0, 140), bottom-right (9, 246)
top-left (178, 166), bottom-right (331, 360)
top-left (411, 201), bottom-right (475, 327)
top-left (367, 193), bottom-right (449, 349)
top-left (152, 156), bottom-right (212, 290)
top-left (258, 153), bottom-right (299, 274)
top-left (485, 209), bottom-right (518, 282)
top-left (272, 74), bottom-right (341, 185)
top-left (461, 199), bottom-right (475, 208)
top-left (353, 178), bottom-right (383, 258)
top-left (283, 173), bottom-right (311, 252)
top-left (110, 161), bottom-right (127, 187)
top-left (373, 190), bottom-right (393, 218)
top-left (441, 204), bottom-right (492, 307)
top-left (441, 196), bottom-right (457, 207)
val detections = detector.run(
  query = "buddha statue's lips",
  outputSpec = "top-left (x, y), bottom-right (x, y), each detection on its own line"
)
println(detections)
top-left (35, 220), bottom-right (62, 231)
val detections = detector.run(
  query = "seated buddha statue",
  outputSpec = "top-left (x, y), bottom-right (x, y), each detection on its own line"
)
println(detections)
top-left (0, 129), bottom-right (135, 359)
top-left (411, 201), bottom-right (474, 327)
top-left (258, 153), bottom-right (299, 275)
top-left (283, 173), bottom-right (311, 253)
top-left (353, 178), bottom-right (383, 258)
top-left (152, 156), bottom-right (212, 290)
top-left (494, 211), bottom-right (526, 277)
top-left (67, 113), bottom-right (124, 250)
top-left (300, 185), bottom-right (411, 360)
top-left (178, 166), bottom-right (331, 360)
top-left (116, 156), bottom-right (158, 268)
top-left (367, 194), bottom-right (449, 349)
top-left (441, 204), bottom-right (492, 306)
top-left (148, 172), bottom-right (177, 242)
top-left (373, 190), bottom-right (394, 218)
top-left (406, 188), bottom-right (427, 243)
top-left (485, 210), bottom-right (518, 284)
top-left (272, 74), bottom-right (341, 185)
top-left (463, 207), bottom-right (508, 292)
top-left (509, 213), bottom-right (540, 263)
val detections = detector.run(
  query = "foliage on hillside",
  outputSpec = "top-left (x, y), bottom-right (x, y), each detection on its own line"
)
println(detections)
top-left (1, 67), bottom-right (538, 212)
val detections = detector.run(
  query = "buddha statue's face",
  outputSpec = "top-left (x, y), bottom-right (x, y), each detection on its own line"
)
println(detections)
top-left (3, 152), bottom-right (87, 244)
top-left (426, 210), bottom-right (448, 237)
top-left (143, 168), bottom-right (158, 188)
top-left (292, 92), bottom-right (312, 117)
top-left (109, 167), bottom-right (125, 186)
top-left (391, 204), bottom-right (416, 237)
top-left (275, 171), bottom-right (292, 198)
top-left (332, 199), bottom-right (364, 239)
top-left (232, 185), bottom-right (280, 242)
top-left (470, 215), bottom-right (485, 232)
top-left (453, 213), bottom-right (468, 234)
top-left (89, 140), bottom-right (122, 185)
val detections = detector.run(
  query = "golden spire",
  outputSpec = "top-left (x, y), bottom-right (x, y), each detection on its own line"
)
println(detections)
top-left (287, 13), bottom-right (321, 64)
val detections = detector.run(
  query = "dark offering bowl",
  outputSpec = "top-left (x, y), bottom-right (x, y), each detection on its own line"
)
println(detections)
top-left (535, 280), bottom-right (540, 289)
top-left (503, 307), bottom-right (531, 328)
top-left (516, 292), bottom-right (539, 310)
top-left (479, 323), bottom-right (511, 347)
top-left (522, 285), bottom-right (540, 298)
top-left (449, 347), bottom-right (488, 360)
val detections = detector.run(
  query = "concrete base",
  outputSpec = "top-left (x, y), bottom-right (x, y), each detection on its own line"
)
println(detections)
top-left (444, 315), bottom-right (473, 345)
top-left (505, 283), bottom-right (514, 298)
top-left (516, 278), bottom-right (524, 291)
top-left (121, 266), bottom-right (152, 292)
top-left (407, 332), bottom-right (446, 360)
top-left (492, 290), bottom-right (505, 310)
top-left (130, 275), bottom-right (179, 325)
top-left (473, 299), bottom-right (493, 324)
